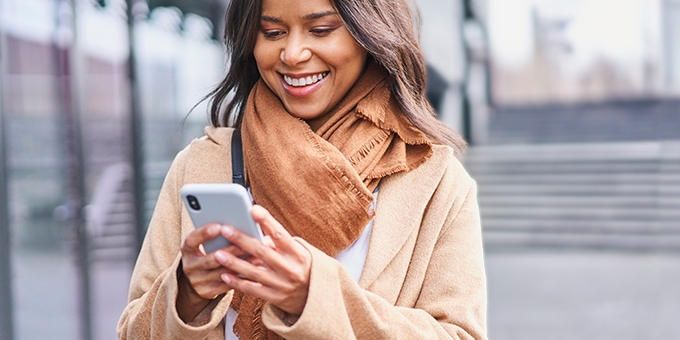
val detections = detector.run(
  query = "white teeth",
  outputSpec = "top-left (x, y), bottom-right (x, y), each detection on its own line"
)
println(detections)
top-left (284, 72), bottom-right (327, 87)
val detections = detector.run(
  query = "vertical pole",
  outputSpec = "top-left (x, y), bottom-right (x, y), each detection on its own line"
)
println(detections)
top-left (476, 0), bottom-right (494, 108)
top-left (55, 0), bottom-right (92, 339)
top-left (460, 0), bottom-right (473, 144)
top-left (0, 0), bottom-right (16, 338)
top-left (126, 0), bottom-right (147, 253)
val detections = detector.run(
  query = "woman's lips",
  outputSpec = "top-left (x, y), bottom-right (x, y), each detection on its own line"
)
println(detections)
top-left (280, 72), bottom-right (329, 97)
top-left (283, 72), bottom-right (328, 87)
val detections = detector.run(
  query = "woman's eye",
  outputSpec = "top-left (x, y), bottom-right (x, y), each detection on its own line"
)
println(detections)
top-left (310, 28), bottom-right (334, 36)
top-left (263, 30), bottom-right (285, 39)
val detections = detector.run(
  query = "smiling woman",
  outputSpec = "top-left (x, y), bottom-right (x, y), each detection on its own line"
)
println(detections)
top-left (253, 0), bottom-right (367, 121)
top-left (117, 0), bottom-right (487, 339)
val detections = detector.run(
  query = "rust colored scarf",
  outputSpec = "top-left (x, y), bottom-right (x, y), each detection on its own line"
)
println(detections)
top-left (231, 62), bottom-right (432, 339)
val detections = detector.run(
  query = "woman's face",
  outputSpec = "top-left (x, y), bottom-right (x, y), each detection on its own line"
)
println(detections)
top-left (254, 0), bottom-right (367, 121)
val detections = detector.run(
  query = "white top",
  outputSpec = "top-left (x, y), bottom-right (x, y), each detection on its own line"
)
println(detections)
top-left (224, 191), bottom-right (377, 339)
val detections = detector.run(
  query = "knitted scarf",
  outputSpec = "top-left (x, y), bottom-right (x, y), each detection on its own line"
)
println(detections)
top-left (231, 62), bottom-right (432, 339)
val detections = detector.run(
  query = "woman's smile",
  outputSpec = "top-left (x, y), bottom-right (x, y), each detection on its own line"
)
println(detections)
top-left (280, 71), bottom-right (329, 97)
top-left (282, 71), bottom-right (328, 87)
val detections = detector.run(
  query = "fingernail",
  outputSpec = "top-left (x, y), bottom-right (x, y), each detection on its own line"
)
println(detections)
top-left (209, 224), bottom-right (220, 234)
top-left (222, 225), bottom-right (234, 237)
top-left (251, 205), bottom-right (263, 218)
top-left (214, 250), bottom-right (227, 262)
top-left (221, 273), bottom-right (231, 284)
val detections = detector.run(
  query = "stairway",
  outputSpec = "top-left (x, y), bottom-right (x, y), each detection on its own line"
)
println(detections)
top-left (464, 141), bottom-right (680, 251)
top-left (487, 99), bottom-right (680, 144)
top-left (87, 163), bottom-right (137, 262)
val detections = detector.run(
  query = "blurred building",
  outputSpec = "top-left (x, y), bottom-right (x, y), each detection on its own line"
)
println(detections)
top-left (488, 0), bottom-right (680, 106)
top-left (468, 0), bottom-right (680, 250)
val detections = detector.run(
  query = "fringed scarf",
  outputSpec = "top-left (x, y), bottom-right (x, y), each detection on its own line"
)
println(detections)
top-left (231, 62), bottom-right (432, 339)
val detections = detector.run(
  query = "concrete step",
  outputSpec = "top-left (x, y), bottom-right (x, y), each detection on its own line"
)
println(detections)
top-left (486, 99), bottom-right (680, 144)
top-left (481, 206), bottom-right (680, 221)
top-left (477, 183), bottom-right (674, 196)
top-left (481, 218), bottom-right (680, 234)
top-left (479, 195), bottom-right (680, 208)
top-left (474, 173), bottom-right (680, 185)
top-left (466, 161), bottom-right (663, 175)
top-left (483, 230), bottom-right (680, 251)
top-left (465, 141), bottom-right (680, 162)
top-left (466, 141), bottom-right (680, 249)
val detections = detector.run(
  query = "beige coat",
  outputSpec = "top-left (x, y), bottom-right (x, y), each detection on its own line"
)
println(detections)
top-left (117, 127), bottom-right (487, 339)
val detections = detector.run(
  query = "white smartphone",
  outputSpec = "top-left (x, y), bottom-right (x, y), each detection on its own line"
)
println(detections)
top-left (180, 183), bottom-right (264, 254)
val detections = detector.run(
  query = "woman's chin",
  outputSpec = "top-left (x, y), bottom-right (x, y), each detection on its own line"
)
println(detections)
top-left (285, 105), bottom-right (328, 121)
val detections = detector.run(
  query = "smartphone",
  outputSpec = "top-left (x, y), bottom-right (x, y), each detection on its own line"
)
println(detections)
top-left (180, 183), bottom-right (264, 253)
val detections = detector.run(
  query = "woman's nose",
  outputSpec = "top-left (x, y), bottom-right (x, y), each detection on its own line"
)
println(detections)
top-left (280, 35), bottom-right (312, 66)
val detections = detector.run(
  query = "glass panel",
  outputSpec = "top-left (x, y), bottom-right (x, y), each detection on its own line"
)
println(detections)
top-left (487, 0), bottom-right (670, 106)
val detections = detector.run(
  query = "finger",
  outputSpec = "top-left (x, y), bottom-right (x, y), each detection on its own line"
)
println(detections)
top-left (183, 250), bottom-right (247, 286)
top-left (221, 272), bottom-right (275, 297)
top-left (220, 223), bottom-right (299, 278)
top-left (219, 223), bottom-right (275, 260)
top-left (184, 243), bottom-right (245, 276)
top-left (215, 249), bottom-right (278, 287)
top-left (185, 268), bottom-right (234, 299)
top-left (250, 206), bottom-right (311, 275)
top-left (182, 223), bottom-right (222, 256)
top-left (221, 272), bottom-right (305, 315)
top-left (207, 243), bottom-right (252, 271)
top-left (216, 244), bottom-right (248, 259)
top-left (220, 212), bottom-right (311, 284)
top-left (216, 229), bottom-right (309, 298)
top-left (246, 256), bottom-right (267, 267)
top-left (250, 205), bottom-right (297, 254)
top-left (262, 235), bottom-right (277, 250)
top-left (208, 245), bottom-right (243, 265)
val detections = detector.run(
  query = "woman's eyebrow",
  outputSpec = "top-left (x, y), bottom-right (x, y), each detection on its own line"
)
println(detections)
top-left (302, 10), bottom-right (337, 20)
top-left (261, 15), bottom-right (282, 23)
top-left (260, 11), bottom-right (337, 23)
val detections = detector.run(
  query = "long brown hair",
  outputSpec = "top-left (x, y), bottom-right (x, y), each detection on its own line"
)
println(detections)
top-left (207, 0), bottom-right (466, 151)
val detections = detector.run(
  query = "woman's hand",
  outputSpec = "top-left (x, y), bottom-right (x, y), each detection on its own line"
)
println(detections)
top-left (215, 205), bottom-right (312, 316)
top-left (177, 223), bottom-right (251, 322)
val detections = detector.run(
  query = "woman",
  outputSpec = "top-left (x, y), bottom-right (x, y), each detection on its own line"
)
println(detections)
top-left (118, 0), bottom-right (487, 338)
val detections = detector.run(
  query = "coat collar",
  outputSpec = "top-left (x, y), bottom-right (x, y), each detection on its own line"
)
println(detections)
top-left (358, 145), bottom-right (452, 288)
top-left (204, 126), bottom-right (231, 145)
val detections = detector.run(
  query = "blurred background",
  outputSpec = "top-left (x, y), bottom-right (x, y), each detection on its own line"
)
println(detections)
top-left (0, 0), bottom-right (678, 339)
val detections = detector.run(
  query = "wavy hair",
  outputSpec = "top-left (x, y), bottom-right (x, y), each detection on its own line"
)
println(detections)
top-left (207, 0), bottom-right (466, 151)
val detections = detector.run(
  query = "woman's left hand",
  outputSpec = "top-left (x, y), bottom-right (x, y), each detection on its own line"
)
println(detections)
top-left (214, 204), bottom-right (312, 316)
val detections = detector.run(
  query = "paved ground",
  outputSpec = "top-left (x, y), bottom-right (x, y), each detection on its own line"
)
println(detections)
top-left (11, 246), bottom-right (680, 340)
top-left (485, 247), bottom-right (680, 340)
top-left (12, 249), bottom-right (132, 340)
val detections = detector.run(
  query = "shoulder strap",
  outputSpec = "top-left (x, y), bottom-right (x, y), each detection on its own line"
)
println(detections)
top-left (231, 128), bottom-right (245, 187)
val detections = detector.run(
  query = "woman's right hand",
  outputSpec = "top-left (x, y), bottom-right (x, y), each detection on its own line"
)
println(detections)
top-left (177, 223), bottom-right (246, 322)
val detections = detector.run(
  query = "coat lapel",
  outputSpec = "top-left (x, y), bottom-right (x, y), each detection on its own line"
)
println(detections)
top-left (358, 146), bottom-right (452, 288)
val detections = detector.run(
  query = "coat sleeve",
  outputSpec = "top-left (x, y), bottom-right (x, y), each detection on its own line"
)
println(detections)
top-left (261, 172), bottom-right (487, 339)
top-left (116, 146), bottom-right (232, 340)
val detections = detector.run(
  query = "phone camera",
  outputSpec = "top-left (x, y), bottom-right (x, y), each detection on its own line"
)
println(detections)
top-left (187, 195), bottom-right (201, 211)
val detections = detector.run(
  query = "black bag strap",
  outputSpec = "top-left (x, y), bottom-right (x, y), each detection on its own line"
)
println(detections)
top-left (231, 128), bottom-right (245, 187)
